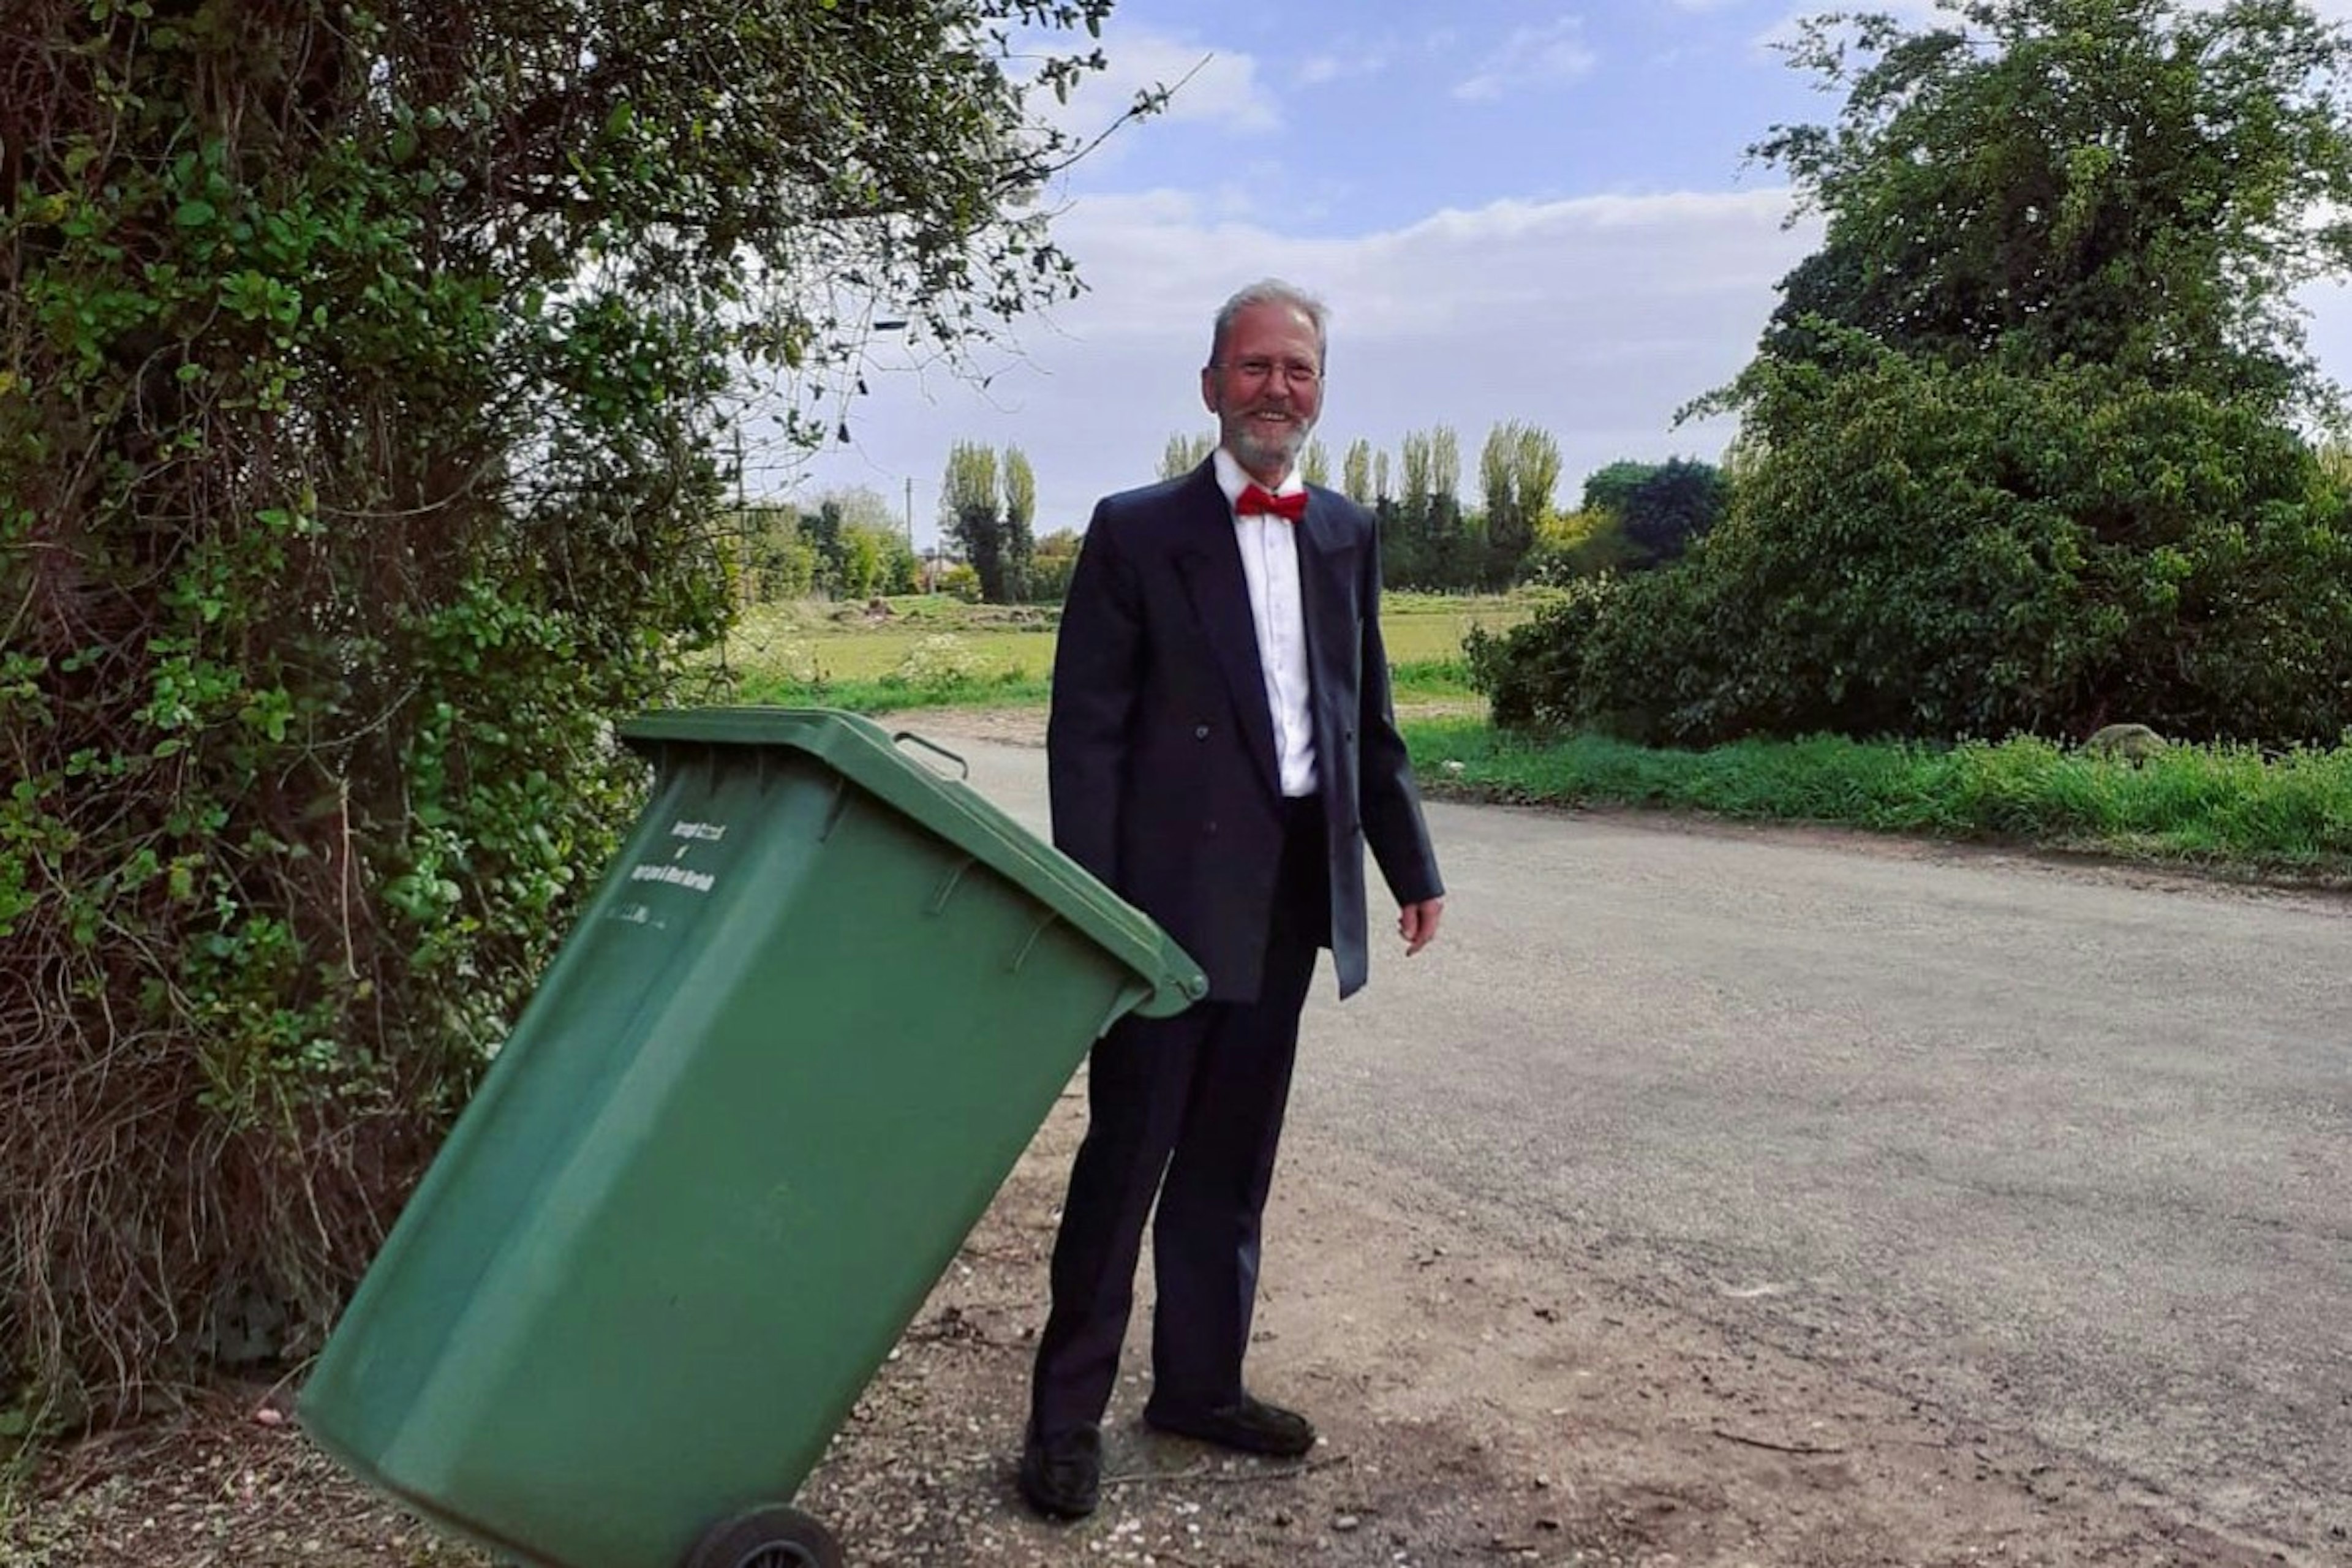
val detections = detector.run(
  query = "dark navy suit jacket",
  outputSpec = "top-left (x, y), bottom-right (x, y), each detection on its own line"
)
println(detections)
top-left (1046, 460), bottom-right (1443, 1003)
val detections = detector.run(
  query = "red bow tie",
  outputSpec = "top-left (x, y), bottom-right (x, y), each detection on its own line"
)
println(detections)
top-left (1237, 483), bottom-right (1306, 522)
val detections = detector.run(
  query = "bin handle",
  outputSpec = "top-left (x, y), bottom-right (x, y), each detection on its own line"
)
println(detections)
top-left (892, 730), bottom-right (970, 782)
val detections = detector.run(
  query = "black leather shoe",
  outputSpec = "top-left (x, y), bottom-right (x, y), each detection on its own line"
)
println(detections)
top-left (1142, 1393), bottom-right (1316, 1457)
top-left (1017, 1423), bottom-right (1101, 1520)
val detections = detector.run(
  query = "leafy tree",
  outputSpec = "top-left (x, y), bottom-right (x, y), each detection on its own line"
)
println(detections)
top-left (942, 441), bottom-right (1005, 601)
top-left (1158, 432), bottom-right (1215, 479)
top-left (1002, 445), bottom-right (1038, 603)
top-left (1387, 427), bottom-right (1476, 588)
top-left (1301, 438), bottom-right (1330, 487)
top-left (1520, 507), bottom-right (1640, 586)
top-left (1390, 431), bottom-right (1435, 586)
top-left (803, 499), bottom-right (848, 594)
top-left (1400, 432), bottom-right (1435, 516)
top-left (1426, 426), bottom-right (1479, 589)
top-left (809, 485), bottom-right (902, 594)
top-left (1580, 461), bottom-right (1656, 519)
top-left (1430, 426), bottom-right (1462, 502)
top-left (1341, 438), bottom-right (1375, 503)
top-left (836, 522), bottom-right (919, 598)
top-left (736, 504), bottom-right (821, 600)
top-left (1612, 459), bottom-right (1730, 568)
top-left (1, 0), bottom-right (1132, 1411)
top-left (1482, 347), bottom-right (2352, 744)
top-left (1753, 0), bottom-right (2352, 406)
top-left (870, 525), bottom-right (924, 595)
top-left (1479, 0), bottom-right (2352, 747)
top-left (1030, 526), bottom-right (1085, 606)
top-left (1477, 421), bottom-right (1562, 586)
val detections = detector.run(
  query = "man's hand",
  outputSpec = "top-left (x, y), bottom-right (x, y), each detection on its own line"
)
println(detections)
top-left (1397, 896), bottom-right (1445, 957)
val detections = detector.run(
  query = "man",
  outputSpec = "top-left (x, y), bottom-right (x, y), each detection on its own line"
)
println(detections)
top-left (1020, 279), bottom-right (1446, 1520)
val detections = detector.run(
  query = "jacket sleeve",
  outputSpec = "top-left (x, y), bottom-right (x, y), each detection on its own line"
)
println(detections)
top-left (1046, 500), bottom-right (1142, 888)
top-left (1355, 525), bottom-right (1444, 906)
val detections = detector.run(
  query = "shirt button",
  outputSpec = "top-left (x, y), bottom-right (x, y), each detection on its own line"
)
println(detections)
top-left (1194, 724), bottom-right (1210, 740)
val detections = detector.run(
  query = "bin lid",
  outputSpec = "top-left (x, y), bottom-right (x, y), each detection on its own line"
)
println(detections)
top-left (617, 707), bottom-right (1208, 1018)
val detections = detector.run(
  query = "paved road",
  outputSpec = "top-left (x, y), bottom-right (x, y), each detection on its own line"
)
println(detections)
top-left (938, 734), bottom-right (2352, 1556)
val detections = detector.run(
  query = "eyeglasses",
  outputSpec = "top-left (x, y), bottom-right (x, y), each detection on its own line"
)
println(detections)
top-left (1216, 358), bottom-right (1321, 387)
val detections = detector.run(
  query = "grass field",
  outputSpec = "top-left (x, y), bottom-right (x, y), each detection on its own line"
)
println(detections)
top-left (714, 590), bottom-right (1524, 710)
top-left (708, 592), bottom-right (2352, 881)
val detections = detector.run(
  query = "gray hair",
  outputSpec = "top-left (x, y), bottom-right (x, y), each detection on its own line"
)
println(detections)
top-left (1208, 278), bottom-right (1330, 370)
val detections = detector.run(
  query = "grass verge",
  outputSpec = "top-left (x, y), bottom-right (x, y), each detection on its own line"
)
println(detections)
top-left (1401, 720), bottom-right (2352, 884)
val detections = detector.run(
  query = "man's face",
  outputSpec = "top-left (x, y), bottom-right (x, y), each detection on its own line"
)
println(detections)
top-left (1201, 301), bottom-right (1324, 483)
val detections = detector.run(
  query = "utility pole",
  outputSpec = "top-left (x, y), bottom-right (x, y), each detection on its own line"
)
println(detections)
top-left (733, 421), bottom-right (750, 607)
top-left (905, 476), bottom-right (921, 594)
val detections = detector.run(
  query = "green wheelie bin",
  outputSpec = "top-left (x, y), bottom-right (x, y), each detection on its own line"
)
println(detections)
top-left (297, 707), bottom-right (1206, 1568)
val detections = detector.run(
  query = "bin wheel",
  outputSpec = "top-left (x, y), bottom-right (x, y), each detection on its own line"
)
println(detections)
top-left (684, 1504), bottom-right (844, 1568)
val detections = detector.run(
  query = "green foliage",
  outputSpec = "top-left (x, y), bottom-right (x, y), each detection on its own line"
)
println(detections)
top-left (841, 522), bottom-right (921, 599)
top-left (1521, 508), bottom-right (1641, 586)
top-left (1158, 431), bottom-right (1215, 480)
top-left (1476, 421), bottom-right (1561, 588)
top-left (1479, 0), bottom-right (2352, 747)
top-left (2, 0), bottom-right (1126, 1413)
top-left (999, 446), bottom-right (1038, 603)
top-left (1404, 719), bottom-right (2352, 879)
top-left (941, 442), bottom-right (1046, 603)
top-left (733, 503), bottom-right (822, 600)
top-left (1464, 584), bottom-right (1606, 730)
top-left (728, 501), bottom-right (916, 603)
top-left (1379, 425), bottom-right (1483, 590)
top-left (1479, 351), bottom-right (2352, 744)
top-left (1619, 459), bottom-right (1728, 567)
top-left (938, 561), bottom-right (985, 603)
top-left (1028, 526), bottom-right (1084, 607)
top-left (1573, 457), bottom-right (1728, 570)
top-left (1578, 461), bottom-right (1654, 518)
top-left (1755, 0), bottom-right (2352, 408)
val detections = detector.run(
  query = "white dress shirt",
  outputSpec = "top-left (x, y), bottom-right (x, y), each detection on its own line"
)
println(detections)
top-left (1213, 447), bottom-right (1317, 798)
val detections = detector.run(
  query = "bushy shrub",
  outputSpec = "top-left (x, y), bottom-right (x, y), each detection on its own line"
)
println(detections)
top-left (1478, 352), bottom-right (2352, 746)
top-left (891, 634), bottom-right (996, 693)
top-left (938, 563), bottom-right (984, 603)
top-left (1, 0), bottom-right (1123, 1416)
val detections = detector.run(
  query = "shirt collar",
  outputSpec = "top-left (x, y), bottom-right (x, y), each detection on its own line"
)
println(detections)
top-left (1213, 447), bottom-right (1304, 512)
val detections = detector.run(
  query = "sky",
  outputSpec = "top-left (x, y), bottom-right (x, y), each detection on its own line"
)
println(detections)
top-left (775, 0), bottom-right (2352, 548)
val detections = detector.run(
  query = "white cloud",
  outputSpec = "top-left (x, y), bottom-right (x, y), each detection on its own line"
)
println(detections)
top-left (1038, 29), bottom-right (1279, 140)
top-left (1455, 18), bottom-right (1600, 102)
top-left (788, 187), bottom-right (1822, 533)
top-left (1301, 45), bottom-right (1393, 86)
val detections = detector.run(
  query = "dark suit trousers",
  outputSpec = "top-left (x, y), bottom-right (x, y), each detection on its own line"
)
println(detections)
top-left (1029, 795), bottom-right (1330, 1440)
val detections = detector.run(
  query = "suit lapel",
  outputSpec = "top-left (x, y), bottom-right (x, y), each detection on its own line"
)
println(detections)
top-left (1170, 467), bottom-right (1283, 800)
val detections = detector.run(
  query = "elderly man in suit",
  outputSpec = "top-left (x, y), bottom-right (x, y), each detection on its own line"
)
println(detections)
top-left (1019, 278), bottom-right (1446, 1520)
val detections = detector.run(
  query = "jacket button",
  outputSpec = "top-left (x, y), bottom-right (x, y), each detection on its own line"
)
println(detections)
top-left (1194, 724), bottom-right (1210, 740)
